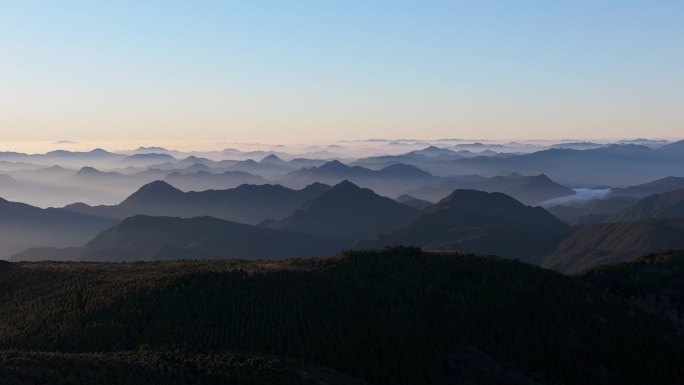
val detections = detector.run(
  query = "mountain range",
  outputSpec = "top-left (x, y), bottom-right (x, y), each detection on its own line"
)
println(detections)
top-left (356, 189), bottom-right (570, 263)
top-left (0, 197), bottom-right (117, 259)
top-left (163, 170), bottom-right (269, 191)
top-left (406, 173), bottom-right (573, 205)
top-left (262, 181), bottom-right (418, 241)
top-left (62, 180), bottom-right (331, 225)
top-left (281, 160), bottom-right (436, 196)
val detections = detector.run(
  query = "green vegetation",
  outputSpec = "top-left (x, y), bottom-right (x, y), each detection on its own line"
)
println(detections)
top-left (0, 248), bottom-right (682, 385)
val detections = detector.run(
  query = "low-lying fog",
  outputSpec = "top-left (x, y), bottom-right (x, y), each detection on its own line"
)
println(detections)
top-left (540, 188), bottom-right (613, 208)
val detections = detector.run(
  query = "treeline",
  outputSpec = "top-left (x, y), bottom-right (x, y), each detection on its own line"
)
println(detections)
top-left (0, 247), bottom-right (682, 385)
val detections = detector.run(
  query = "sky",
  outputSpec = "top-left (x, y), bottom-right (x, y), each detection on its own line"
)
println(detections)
top-left (1, 1), bottom-right (682, 149)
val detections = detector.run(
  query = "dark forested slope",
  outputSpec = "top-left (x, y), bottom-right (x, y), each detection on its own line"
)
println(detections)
top-left (0, 248), bottom-right (681, 385)
top-left (578, 251), bottom-right (684, 330)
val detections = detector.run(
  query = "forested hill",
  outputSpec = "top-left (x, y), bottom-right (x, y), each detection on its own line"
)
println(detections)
top-left (578, 251), bottom-right (684, 330)
top-left (0, 248), bottom-right (683, 385)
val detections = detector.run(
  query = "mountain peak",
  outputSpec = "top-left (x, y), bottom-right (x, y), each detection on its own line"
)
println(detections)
top-left (318, 160), bottom-right (349, 171)
top-left (301, 182), bottom-right (332, 193)
top-left (330, 179), bottom-right (361, 191)
top-left (260, 154), bottom-right (284, 164)
top-left (322, 159), bottom-right (345, 166)
top-left (357, 189), bottom-right (568, 263)
top-left (76, 166), bottom-right (100, 175)
top-left (125, 153), bottom-right (176, 160)
top-left (434, 189), bottom-right (525, 212)
top-left (530, 173), bottom-right (553, 182)
top-left (182, 155), bottom-right (208, 163)
top-left (136, 180), bottom-right (182, 193)
top-left (266, 180), bottom-right (417, 240)
top-left (121, 181), bottom-right (184, 206)
top-left (414, 146), bottom-right (454, 156)
top-left (88, 148), bottom-right (111, 155)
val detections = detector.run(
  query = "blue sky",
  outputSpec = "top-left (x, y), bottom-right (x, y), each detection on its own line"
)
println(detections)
top-left (1, 1), bottom-right (682, 145)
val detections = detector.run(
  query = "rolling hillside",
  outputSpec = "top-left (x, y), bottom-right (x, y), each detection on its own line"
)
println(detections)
top-left (611, 188), bottom-right (684, 222)
top-left (542, 219), bottom-right (684, 272)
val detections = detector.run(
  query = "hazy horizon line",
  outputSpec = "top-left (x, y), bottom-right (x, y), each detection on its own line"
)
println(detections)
top-left (0, 136), bottom-right (680, 154)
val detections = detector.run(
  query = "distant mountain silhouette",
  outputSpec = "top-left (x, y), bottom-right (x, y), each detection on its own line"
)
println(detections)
top-left (182, 162), bottom-right (213, 173)
top-left (551, 142), bottom-right (604, 150)
top-left (658, 139), bottom-right (684, 154)
top-left (282, 160), bottom-right (435, 196)
top-left (423, 144), bottom-right (684, 187)
top-left (46, 148), bottom-right (123, 159)
top-left (286, 160), bottom-right (371, 180)
top-left (119, 153), bottom-right (177, 166)
top-left (177, 155), bottom-right (214, 166)
top-left (65, 166), bottom-right (147, 199)
top-left (611, 188), bottom-right (684, 222)
top-left (260, 154), bottom-right (285, 164)
top-left (548, 196), bottom-right (638, 224)
top-left (356, 189), bottom-right (569, 263)
top-left (119, 180), bottom-right (186, 206)
top-left (164, 170), bottom-right (268, 191)
top-left (542, 219), bottom-right (684, 272)
top-left (31, 165), bottom-right (75, 177)
top-left (75, 215), bottom-right (347, 261)
top-left (481, 174), bottom-right (574, 205)
top-left (263, 181), bottom-right (418, 241)
top-left (73, 166), bottom-right (124, 178)
top-left (378, 163), bottom-right (434, 178)
top-left (131, 146), bottom-right (174, 154)
top-left (0, 197), bottom-right (117, 259)
top-left (226, 159), bottom-right (294, 178)
top-left (611, 176), bottom-right (684, 198)
top-left (406, 173), bottom-right (573, 205)
top-left (409, 146), bottom-right (459, 157)
top-left (63, 180), bottom-right (331, 225)
top-left (395, 194), bottom-right (433, 210)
